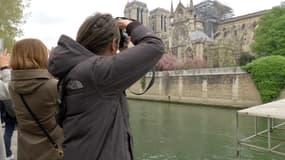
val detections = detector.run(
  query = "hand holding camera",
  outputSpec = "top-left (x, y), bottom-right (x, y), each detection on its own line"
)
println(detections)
top-left (116, 17), bottom-right (133, 29)
top-left (116, 17), bottom-right (134, 50)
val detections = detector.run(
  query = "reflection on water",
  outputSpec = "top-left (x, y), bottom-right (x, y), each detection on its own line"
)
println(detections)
top-left (128, 100), bottom-right (284, 160)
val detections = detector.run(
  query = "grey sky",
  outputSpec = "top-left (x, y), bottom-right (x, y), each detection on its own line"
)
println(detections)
top-left (19, 0), bottom-right (284, 48)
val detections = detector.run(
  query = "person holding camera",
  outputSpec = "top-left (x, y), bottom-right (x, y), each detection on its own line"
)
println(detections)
top-left (8, 39), bottom-right (64, 160)
top-left (48, 13), bottom-right (164, 160)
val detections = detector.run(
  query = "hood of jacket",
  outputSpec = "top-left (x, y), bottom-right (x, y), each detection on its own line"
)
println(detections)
top-left (10, 69), bottom-right (53, 94)
top-left (48, 35), bottom-right (95, 79)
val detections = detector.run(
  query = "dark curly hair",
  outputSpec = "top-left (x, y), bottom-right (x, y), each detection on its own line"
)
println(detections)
top-left (76, 13), bottom-right (120, 54)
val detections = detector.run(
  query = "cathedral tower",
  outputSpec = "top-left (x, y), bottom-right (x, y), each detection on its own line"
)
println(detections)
top-left (124, 0), bottom-right (149, 26)
top-left (149, 8), bottom-right (170, 33)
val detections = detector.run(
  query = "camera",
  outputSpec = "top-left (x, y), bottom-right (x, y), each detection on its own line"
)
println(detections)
top-left (119, 29), bottom-right (129, 49)
top-left (115, 17), bottom-right (136, 50)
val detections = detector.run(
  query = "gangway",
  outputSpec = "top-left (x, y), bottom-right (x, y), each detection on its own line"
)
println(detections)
top-left (236, 99), bottom-right (285, 158)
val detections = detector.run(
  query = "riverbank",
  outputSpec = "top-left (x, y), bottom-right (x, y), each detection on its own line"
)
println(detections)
top-left (127, 67), bottom-right (285, 108)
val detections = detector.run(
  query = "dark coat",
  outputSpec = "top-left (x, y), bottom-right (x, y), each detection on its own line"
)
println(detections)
top-left (9, 69), bottom-right (64, 160)
top-left (48, 22), bottom-right (164, 160)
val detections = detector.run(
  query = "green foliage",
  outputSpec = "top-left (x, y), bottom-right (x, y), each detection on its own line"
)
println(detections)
top-left (251, 5), bottom-right (285, 57)
top-left (239, 52), bottom-right (255, 66)
top-left (242, 56), bottom-right (285, 103)
top-left (0, 0), bottom-right (30, 51)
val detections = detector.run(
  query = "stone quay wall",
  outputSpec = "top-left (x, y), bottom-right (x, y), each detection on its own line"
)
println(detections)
top-left (127, 67), bottom-right (282, 108)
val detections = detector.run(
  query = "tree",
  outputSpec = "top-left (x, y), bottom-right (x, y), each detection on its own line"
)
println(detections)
top-left (0, 0), bottom-right (30, 51)
top-left (239, 52), bottom-right (255, 66)
top-left (251, 5), bottom-right (285, 57)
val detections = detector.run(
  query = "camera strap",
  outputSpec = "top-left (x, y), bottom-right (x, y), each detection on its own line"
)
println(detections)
top-left (128, 68), bottom-right (155, 95)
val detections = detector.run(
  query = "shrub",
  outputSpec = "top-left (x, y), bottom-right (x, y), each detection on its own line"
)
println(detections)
top-left (239, 52), bottom-right (255, 66)
top-left (242, 55), bottom-right (285, 103)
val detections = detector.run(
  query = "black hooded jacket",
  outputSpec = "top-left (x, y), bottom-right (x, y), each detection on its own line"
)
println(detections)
top-left (48, 22), bottom-right (164, 160)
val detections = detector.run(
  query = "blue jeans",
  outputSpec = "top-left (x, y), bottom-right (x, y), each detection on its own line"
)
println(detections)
top-left (3, 116), bottom-right (16, 157)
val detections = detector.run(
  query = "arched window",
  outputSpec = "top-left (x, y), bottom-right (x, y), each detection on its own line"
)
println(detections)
top-left (242, 24), bottom-right (246, 30)
top-left (185, 47), bottom-right (193, 59)
top-left (137, 8), bottom-right (140, 22)
top-left (161, 15), bottom-right (163, 30)
top-left (152, 16), bottom-right (156, 32)
top-left (141, 9), bottom-right (144, 24)
top-left (164, 16), bottom-right (167, 32)
top-left (173, 25), bottom-right (189, 44)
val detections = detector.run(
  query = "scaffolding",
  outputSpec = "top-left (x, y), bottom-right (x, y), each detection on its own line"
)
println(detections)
top-left (236, 99), bottom-right (285, 158)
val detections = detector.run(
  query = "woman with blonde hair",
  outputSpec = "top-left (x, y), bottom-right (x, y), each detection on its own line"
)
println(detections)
top-left (8, 38), bottom-right (63, 160)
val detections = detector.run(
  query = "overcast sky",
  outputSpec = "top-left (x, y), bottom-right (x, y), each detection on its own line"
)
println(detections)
top-left (19, 0), bottom-right (284, 48)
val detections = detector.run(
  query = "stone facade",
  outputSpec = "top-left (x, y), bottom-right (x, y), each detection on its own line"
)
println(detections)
top-left (214, 11), bottom-right (265, 53)
top-left (124, 0), bottom-right (273, 68)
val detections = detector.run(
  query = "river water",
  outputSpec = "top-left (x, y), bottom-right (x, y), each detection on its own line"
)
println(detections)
top-left (128, 100), bottom-right (285, 160)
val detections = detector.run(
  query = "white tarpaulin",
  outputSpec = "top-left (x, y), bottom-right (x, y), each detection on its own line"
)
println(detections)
top-left (238, 99), bottom-right (285, 119)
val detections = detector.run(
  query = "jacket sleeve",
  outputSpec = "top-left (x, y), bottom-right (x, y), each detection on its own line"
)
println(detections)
top-left (93, 22), bottom-right (164, 95)
top-left (0, 68), bottom-right (11, 100)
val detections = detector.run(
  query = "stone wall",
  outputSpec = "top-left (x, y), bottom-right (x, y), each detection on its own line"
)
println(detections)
top-left (127, 67), bottom-right (267, 108)
top-left (214, 10), bottom-right (267, 53)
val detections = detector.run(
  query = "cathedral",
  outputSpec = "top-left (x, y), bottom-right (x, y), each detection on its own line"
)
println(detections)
top-left (124, 0), bottom-right (267, 68)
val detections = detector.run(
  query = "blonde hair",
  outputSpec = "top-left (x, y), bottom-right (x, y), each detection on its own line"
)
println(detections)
top-left (10, 38), bottom-right (48, 70)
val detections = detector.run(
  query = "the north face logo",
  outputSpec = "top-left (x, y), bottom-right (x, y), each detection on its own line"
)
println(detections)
top-left (66, 80), bottom-right (84, 90)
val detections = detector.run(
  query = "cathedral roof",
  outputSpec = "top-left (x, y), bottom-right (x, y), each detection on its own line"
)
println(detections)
top-left (175, 2), bottom-right (186, 11)
top-left (191, 30), bottom-right (213, 43)
top-left (221, 10), bottom-right (267, 24)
